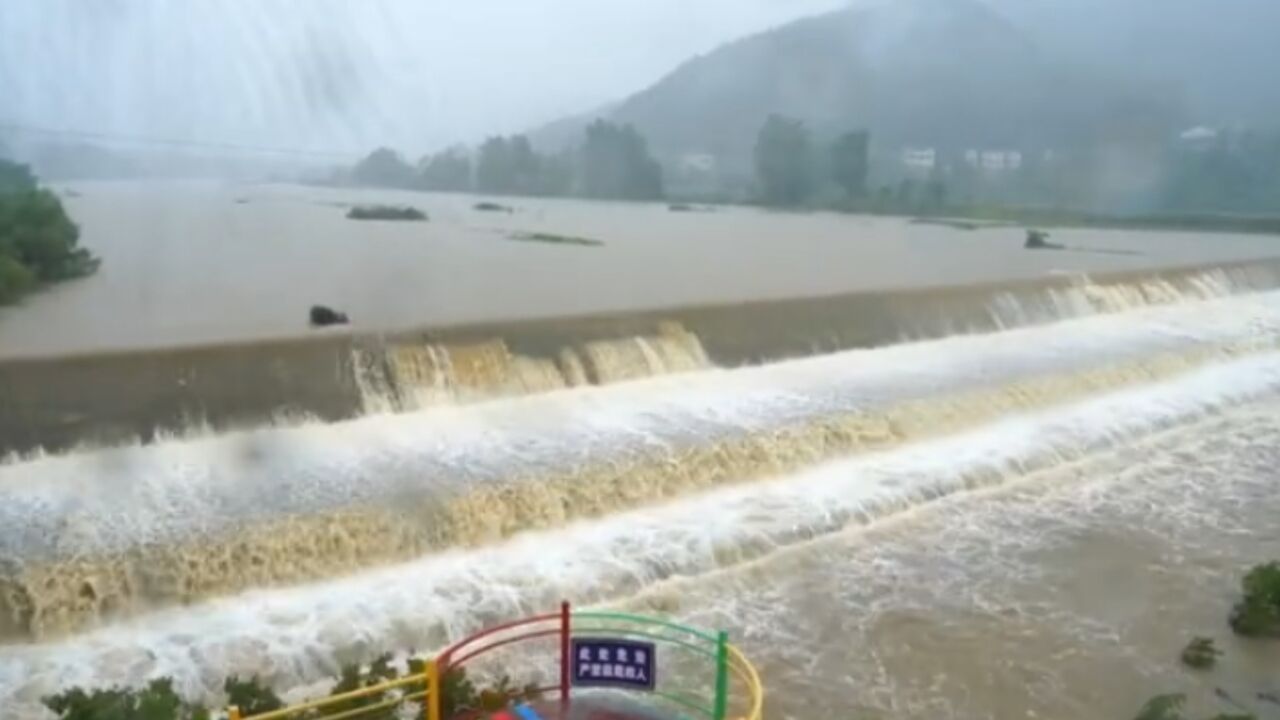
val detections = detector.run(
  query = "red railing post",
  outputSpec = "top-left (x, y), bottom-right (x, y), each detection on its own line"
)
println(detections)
top-left (560, 601), bottom-right (571, 705)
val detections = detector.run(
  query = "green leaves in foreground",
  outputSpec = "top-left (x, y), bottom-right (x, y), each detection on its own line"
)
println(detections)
top-left (43, 678), bottom-right (210, 720)
top-left (43, 656), bottom-right (534, 720)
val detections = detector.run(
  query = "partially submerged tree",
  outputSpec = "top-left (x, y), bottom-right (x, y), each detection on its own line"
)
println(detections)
top-left (579, 120), bottom-right (663, 201)
top-left (754, 115), bottom-right (813, 206)
top-left (1231, 562), bottom-right (1280, 637)
top-left (0, 158), bottom-right (99, 303)
top-left (352, 147), bottom-right (417, 188)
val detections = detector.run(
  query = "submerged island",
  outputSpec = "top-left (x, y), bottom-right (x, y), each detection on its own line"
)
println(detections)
top-left (346, 204), bottom-right (428, 221)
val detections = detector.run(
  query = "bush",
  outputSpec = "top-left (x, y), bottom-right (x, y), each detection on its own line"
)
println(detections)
top-left (1230, 562), bottom-right (1280, 637)
top-left (345, 205), bottom-right (427, 221)
top-left (1180, 637), bottom-right (1220, 669)
top-left (0, 253), bottom-right (36, 303)
top-left (223, 676), bottom-right (283, 716)
top-left (43, 654), bottom-right (539, 720)
top-left (0, 189), bottom-right (98, 281)
top-left (43, 678), bottom-right (210, 720)
top-left (0, 159), bottom-right (99, 304)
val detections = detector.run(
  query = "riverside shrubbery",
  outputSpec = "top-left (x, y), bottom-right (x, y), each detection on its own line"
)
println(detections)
top-left (1229, 562), bottom-right (1280, 638)
top-left (41, 654), bottom-right (536, 720)
top-left (0, 158), bottom-right (99, 303)
top-left (1131, 561), bottom-right (1280, 720)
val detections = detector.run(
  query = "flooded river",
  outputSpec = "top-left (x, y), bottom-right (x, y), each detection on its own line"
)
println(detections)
top-left (1, 180), bottom-right (1278, 357)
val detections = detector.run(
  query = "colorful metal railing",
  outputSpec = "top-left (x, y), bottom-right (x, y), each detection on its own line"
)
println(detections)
top-left (227, 601), bottom-right (764, 720)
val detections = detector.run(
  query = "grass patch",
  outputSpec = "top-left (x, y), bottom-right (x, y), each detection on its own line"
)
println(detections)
top-left (509, 231), bottom-right (603, 247)
top-left (346, 205), bottom-right (428, 221)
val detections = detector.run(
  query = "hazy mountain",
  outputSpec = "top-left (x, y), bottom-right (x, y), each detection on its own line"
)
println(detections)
top-left (990, 0), bottom-right (1280, 128)
top-left (529, 0), bottom-right (1190, 165)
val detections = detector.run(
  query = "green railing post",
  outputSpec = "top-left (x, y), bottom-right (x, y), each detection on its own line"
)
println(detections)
top-left (713, 631), bottom-right (729, 720)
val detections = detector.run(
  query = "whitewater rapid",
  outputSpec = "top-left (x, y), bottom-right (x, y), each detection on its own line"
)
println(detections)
top-left (4, 317), bottom-right (1280, 712)
top-left (4, 288), bottom-right (1280, 563)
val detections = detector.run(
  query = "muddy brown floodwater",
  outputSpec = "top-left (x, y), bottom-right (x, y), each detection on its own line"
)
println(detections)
top-left (2, 180), bottom-right (1278, 358)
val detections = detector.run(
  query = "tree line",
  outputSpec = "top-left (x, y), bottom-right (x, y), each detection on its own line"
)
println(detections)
top-left (0, 158), bottom-right (100, 304)
top-left (349, 119), bottom-right (664, 202)
top-left (752, 114), bottom-right (947, 214)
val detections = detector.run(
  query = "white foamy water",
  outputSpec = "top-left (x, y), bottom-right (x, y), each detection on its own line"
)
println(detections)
top-left (4, 344), bottom-right (1280, 713)
top-left (3, 290), bottom-right (1280, 563)
top-left (658, 401), bottom-right (1280, 719)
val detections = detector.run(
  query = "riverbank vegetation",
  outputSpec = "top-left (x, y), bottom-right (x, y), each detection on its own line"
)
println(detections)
top-left (341, 111), bottom-right (1280, 237)
top-left (1131, 561), bottom-right (1280, 720)
top-left (748, 116), bottom-right (1280, 235)
top-left (343, 119), bottom-right (663, 203)
top-left (41, 654), bottom-right (533, 720)
top-left (1229, 561), bottom-right (1280, 637)
top-left (0, 159), bottom-right (99, 304)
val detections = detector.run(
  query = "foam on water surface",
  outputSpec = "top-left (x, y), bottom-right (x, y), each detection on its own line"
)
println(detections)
top-left (4, 347), bottom-right (1280, 713)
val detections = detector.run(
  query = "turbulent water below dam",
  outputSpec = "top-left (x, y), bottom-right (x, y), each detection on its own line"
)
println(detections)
top-left (3, 269), bottom-right (1280, 718)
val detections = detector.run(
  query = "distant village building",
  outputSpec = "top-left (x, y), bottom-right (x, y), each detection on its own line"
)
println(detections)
top-left (964, 149), bottom-right (1023, 172)
top-left (678, 153), bottom-right (717, 174)
top-left (900, 147), bottom-right (937, 173)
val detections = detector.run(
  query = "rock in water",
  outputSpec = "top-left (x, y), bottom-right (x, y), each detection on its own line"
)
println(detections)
top-left (309, 305), bottom-right (349, 327)
top-left (1025, 229), bottom-right (1063, 250)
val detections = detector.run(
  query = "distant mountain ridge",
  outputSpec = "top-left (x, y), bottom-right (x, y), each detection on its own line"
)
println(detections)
top-left (529, 0), bottom-right (1188, 167)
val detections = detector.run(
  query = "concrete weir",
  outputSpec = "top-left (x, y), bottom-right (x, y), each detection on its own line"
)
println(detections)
top-left (1, 258), bottom-right (1278, 457)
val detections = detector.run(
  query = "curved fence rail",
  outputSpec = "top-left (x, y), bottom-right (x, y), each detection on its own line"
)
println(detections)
top-left (228, 601), bottom-right (763, 720)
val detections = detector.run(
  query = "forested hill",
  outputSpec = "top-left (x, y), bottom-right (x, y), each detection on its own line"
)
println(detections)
top-left (529, 0), bottom-right (1181, 164)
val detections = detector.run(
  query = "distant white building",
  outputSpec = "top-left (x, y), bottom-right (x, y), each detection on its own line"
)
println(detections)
top-left (678, 153), bottom-right (716, 174)
top-left (964, 149), bottom-right (1022, 172)
top-left (901, 147), bottom-right (937, 172)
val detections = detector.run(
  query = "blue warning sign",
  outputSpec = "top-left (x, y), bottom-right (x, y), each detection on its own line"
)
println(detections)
top-left (570, 638), bottom-right (657, 691)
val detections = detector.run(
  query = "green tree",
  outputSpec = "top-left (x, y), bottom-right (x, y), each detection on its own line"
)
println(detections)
top-left (580, 120), bottom-right (663, 201)
top-left (829, 131), bottom-right (870, 199)
top-left (753, 115), bottom-right (813, 206)
top-left (0, 157), bottom-right (36, 194)
top-left (352, 147), bottom-right (416, 188)
top-left (475, 135), bottom-right (544, 195)
top-left (1231, 561), bottom-right (1280, 637)
top-left (535, 151), bottom-right (573, 196)
top-left (0, 188), bottom-right (94, 281)
top-left (419, 148), bottom-right (472, 192)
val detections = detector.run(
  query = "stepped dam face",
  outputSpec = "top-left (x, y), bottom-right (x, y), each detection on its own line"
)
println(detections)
top-left (3, 258), bottom-right (1279, 458)
top-left (5, 278), bottom-right (1280, 643)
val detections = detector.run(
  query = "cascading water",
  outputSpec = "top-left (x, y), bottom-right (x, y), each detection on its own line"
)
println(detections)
top-left (3, 270), bottom-right (1280, 717)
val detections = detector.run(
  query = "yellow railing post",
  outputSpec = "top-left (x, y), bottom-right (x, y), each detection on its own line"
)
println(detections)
top-left (426, 658), bottom-right (441, 720)
top-left (227, 706), bottom-right (242, 720)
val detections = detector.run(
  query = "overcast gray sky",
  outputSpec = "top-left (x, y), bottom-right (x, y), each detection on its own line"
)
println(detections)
top-left (0, 0), bottom-right (846, 159)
